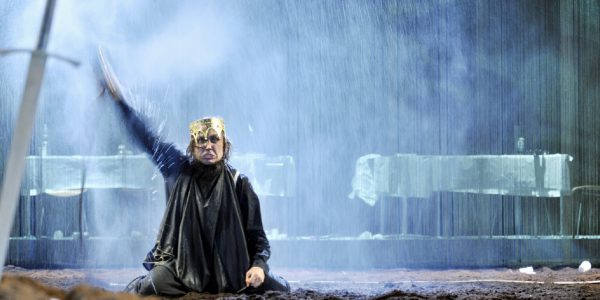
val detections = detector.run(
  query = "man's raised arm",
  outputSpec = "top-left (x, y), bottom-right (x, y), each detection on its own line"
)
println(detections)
top-left (96, 48), bottom-right (185, 179)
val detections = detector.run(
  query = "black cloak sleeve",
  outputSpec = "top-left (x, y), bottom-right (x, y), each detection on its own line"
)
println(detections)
top-left (235, 174), bottom-right (271, 273)
top-left (114, 100), bottom-right (186, 183)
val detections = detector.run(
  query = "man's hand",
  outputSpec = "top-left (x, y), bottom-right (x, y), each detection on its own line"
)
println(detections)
top-left (245, 266), bottom-right (265, 288)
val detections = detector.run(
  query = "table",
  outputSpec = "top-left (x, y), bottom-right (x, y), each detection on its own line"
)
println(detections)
top-left (15, 153), bottom-right (296, 237)
top-left (21, 155), bottom-right (156, 196)
top-left (349, 154), bottom-right (573, 235)
top-left (21, 153), bottom-right (296, 197)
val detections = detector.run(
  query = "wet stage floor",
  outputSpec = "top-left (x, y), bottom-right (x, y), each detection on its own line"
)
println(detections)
top-left (3, 265), bottom-right (600, 299)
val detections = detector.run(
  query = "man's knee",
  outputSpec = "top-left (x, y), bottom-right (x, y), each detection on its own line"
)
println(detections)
top-left (131, 265), bottom-right (188, 297)
top-left (261, 271), bottom-right (290, 293)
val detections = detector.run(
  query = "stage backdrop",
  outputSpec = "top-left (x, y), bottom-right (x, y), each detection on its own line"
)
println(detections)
top-left (0, 0), bottom-right (599, 240)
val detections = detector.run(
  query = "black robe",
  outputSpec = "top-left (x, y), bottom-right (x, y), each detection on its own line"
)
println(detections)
top-left (117, 101), bottom-right (270, 293)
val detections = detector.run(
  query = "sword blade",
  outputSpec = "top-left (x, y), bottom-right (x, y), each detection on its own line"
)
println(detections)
top-left (0, 0), bottom-right (56, 278)
top-left (97, 47), bottom-right (125, 101)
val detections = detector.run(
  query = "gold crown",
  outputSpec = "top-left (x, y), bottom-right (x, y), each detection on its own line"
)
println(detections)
top-left (189, 117), bottom-right (226, 142)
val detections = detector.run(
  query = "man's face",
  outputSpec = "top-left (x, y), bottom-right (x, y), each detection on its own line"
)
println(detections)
top-left (192, 128), bottom-right (224, 165)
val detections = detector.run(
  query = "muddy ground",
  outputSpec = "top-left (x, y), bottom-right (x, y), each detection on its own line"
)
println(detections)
top-left (2, 265), bottom-right (600, 299)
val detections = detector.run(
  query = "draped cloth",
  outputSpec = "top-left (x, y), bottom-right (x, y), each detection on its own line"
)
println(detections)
top-left (143, 164), bottom-right (250, 293)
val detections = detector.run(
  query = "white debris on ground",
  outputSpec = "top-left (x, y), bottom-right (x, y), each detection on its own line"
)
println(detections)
top-left (518, 266), bottom-right (536, 275)
top-left (579, 260), bottom-right (592, 273)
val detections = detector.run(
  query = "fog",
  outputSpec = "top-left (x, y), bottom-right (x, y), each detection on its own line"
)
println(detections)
top-left (0, 0), bottom-right (575, 268)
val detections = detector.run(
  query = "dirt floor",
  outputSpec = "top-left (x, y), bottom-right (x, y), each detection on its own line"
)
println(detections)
top-left (2, 265), bottom-right (600, 299)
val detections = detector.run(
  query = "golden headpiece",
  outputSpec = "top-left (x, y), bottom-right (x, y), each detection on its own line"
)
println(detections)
top-left (189, 117), bottom-right (226, 143)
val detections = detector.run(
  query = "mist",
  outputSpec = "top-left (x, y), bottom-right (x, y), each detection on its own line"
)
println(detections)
top-left (1, 0), bottom-right (588, 269)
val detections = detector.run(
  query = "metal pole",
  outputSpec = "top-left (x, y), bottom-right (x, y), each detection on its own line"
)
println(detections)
top-left (0, 0), bottom-right (57, 278)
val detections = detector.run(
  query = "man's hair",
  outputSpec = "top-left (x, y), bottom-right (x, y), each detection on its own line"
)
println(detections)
top-left (185, 135), bottom-right (232, 162)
